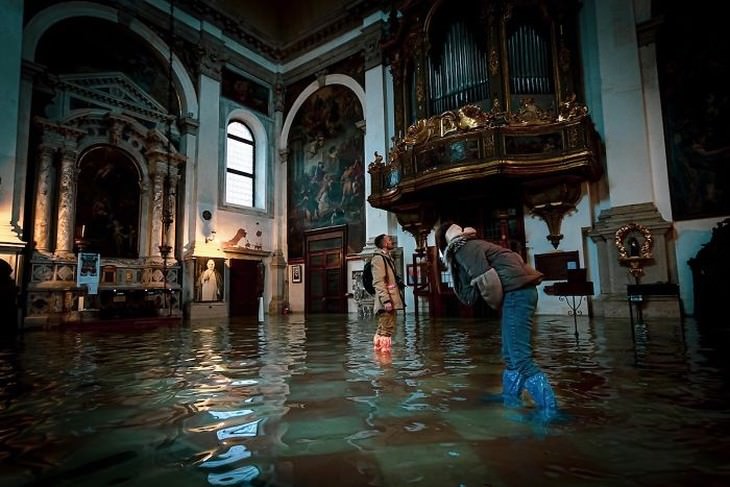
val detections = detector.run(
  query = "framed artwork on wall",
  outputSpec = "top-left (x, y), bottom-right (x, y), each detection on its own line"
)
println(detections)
top-left (195, 257), bottom-right (224, 302)
top-left (406, 263), bottom-right (428, 286)
top-left (657, 6), bottom-right (730, 220)
top-left (291, 264), bottom-right (302, 284)
top-left (286, 84), bottom-right (365, 260)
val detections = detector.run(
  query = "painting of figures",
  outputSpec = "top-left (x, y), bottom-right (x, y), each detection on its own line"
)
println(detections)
top-left (287, 85), bottom-right (365, 259)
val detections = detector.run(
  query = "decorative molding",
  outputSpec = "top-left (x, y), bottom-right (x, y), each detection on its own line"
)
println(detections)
top-left (58, 72), bottom-right (169, 123)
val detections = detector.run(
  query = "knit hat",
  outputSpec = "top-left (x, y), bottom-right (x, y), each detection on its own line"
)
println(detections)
top-left (445, 224), bottom-right (463, 244)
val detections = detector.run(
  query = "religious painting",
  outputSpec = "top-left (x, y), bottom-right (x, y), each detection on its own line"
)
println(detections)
top-left (195, 257), bottom-right (224, 302)
top-left (74, 146), bottom-right (140, 258)
top-left (221, 68), bottom-right (270, 116)
top-left (656, 5), bottom-right (730, 220)
top-left (287, 85), bottom-right (365, 260)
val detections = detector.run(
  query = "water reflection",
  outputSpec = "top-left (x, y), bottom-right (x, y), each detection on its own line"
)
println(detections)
top-left (0, 315), bottom-right (728, 486)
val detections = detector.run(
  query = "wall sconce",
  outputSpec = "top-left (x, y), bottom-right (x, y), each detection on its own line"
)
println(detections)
top-left (205, 229), bottom-right (216, 243)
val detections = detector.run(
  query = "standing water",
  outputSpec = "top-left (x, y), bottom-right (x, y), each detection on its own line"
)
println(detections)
top-left (0, 315), bottom-right (728, 486)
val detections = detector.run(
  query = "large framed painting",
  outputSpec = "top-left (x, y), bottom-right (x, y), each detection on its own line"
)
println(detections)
top-left (657, 5), bottom-right (730, 220)
top-left (75, 147), bottom-right (140, 258)
top-left (287, 85), bottom-right (365, 260)
top-left (221, 68), bottom-right (270, 116)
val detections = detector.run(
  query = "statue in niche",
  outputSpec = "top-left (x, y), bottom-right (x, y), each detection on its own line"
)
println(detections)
top-left (628, 237), bottom-right (641, 257)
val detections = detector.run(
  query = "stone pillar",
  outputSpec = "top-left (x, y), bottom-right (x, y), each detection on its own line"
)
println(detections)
top-left (269, 75), bottom-right (287, 314)
top-left (0, 0), bottom-right (26, 260)
top-left (150, 167), bottom-right (165, 258)
top-left (194, 44), bottom-right (223, 249)
top-left (164, 165), bottom-right (180, 256)
top-left (364, 62), bottom-right (390, 238)
top-left (588, 0), bottom-right (654, 208)
top-left (54, 148), bottom-right (78, 257)
top-left (268, 249), bottom-right (288, 314)
top-left (33, 145), bottom-right (55, 254)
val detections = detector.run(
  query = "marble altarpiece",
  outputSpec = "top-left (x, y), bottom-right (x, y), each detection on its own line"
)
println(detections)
top-left (25, 73), bottom-right (184, 325)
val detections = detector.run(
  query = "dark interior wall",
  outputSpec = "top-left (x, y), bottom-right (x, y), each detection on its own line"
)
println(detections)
top-left (656, 3), bottom-right (730, 220)
top-left (35, 17), bottom-right (180, 117)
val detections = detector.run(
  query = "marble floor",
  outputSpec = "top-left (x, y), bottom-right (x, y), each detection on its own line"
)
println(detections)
top-left (0, 313), bottom-right (728, 487)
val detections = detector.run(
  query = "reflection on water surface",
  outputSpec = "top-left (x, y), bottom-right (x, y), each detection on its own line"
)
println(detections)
top-left (0, 315), bottom-right (728, 486)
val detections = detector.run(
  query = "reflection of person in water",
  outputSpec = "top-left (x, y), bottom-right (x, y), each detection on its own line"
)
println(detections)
top-left (199, 259), bottom-right (222, 301)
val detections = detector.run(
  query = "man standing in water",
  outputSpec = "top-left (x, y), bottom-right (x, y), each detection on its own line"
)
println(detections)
top-left (371, 234), bottom-right (405, 351)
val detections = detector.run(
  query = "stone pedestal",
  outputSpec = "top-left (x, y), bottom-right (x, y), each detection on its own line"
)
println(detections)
top-left (187, 301), bottom-right (227, 320)
top-left (587, 203), bottom-right (681, 318)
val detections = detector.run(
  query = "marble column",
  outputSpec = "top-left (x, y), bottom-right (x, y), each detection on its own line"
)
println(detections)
top-left (33, 145), bottom-right (55, 254)
top-left (269, 75), bottom-right (287, 314)
top-left (164, 165), bottom-right (180, 256)
top-left (54, 148), bottom-right (78, 257)
top-left (150, 168), bottom-right (165, 258)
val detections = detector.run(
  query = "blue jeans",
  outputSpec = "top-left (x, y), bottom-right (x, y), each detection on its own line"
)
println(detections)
top-left (500, 286), bottom-right (541, 378)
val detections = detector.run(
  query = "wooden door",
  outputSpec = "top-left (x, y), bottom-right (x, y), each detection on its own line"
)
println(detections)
top-left (305, 226), bottom-right (347, 314)
top-left (229, 259), bottom-right (261, 316)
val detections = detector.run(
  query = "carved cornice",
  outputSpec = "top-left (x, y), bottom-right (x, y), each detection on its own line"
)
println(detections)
top-left (33, 117), bottom-right (86, 148)
top-left (362, 24), bottom-right (383, 70)
top-left (56, 73), bottom-right (170, 124)
top-left (197, 32), bottom-right (228, 81)
top-left (175, 0), bottom-right (386, 63)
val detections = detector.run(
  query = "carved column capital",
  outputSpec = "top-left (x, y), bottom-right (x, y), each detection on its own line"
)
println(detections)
top-left (198, 32), bottom-right (226, 81)
top-left (362, 26), bottom-right (383, 70)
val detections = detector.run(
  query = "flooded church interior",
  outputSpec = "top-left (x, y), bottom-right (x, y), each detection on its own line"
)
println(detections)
top-left (0, 1), bottom-right (728, 486)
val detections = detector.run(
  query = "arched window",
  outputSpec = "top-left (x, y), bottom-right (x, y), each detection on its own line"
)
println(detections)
top-left (225, 120), bottom-right (255, 207)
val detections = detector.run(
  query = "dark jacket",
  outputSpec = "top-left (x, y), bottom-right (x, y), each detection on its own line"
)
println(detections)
top-left (451, 239), bottom-right (543, 306)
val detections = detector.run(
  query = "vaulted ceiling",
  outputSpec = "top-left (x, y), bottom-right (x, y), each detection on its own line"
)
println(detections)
top-left (177, 0), bottom-right (388, 62)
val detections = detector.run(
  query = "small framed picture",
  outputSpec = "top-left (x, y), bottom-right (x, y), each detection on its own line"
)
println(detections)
top-left (407, 263), bottom-right (427, 286)
top-left (291, 264), bottom-right (302, 284)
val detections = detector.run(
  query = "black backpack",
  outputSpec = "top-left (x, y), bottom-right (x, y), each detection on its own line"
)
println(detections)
top-left (362, 259), bottom-right (376, 295)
